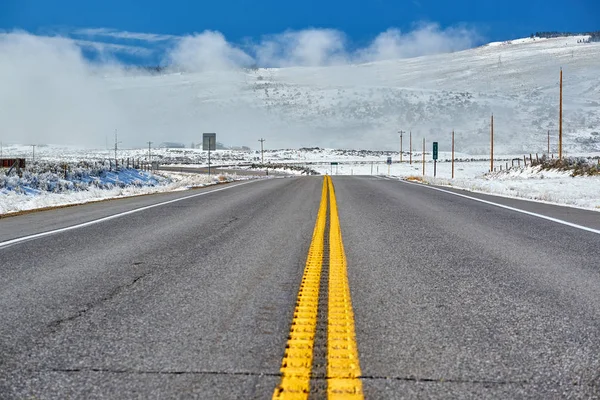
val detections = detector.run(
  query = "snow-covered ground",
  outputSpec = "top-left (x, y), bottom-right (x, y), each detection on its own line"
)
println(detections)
top-left (1, 145), bottom-right (599, 215)
top-left (0, 157), bottom-right (262, 215)
top-left (425, 166), bottom-right (600, 211)
top-left (305, 154), bottom-right (600, 211)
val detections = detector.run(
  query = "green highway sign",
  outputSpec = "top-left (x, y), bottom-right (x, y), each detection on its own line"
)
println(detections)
top-left (433, 142), bottom-right (438, 160)
top-left (331, 162), bottom-right (339, 165)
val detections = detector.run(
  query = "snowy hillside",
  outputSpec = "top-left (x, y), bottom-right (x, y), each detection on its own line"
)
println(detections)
top-left (2, 35), bottom-right (599, 154)
top-left (94, 36), bottom-right (599, 154)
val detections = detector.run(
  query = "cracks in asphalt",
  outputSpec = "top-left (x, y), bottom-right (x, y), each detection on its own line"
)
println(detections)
top-left (28, 368), bottom-right (598, 388)
top-left (357, 375), bottom-right (597, 388)
top-left (357, 375), bottom-right (530, 386)
top-left (46, 268), bottom-right (153, 333)
top-left (35, 367), bottom-right (280, 378)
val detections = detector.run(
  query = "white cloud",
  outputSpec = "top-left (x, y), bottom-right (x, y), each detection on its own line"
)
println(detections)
top-left (357, 23), bottom-right (480, 62)
top-left (251, 24), bottom-right (479, 67)
top-left (167, 31), bottom-right (254, 71)
top-left (74, 39), bottom-right (154, 57)
top-left (64, 24), bottom-right (480, 68)
top-left (74, 28), bottom-right (177, 43)
top-left (0, 32), bottom-right (131, 147)
top-left (255, 29), bottom-right (348, 67)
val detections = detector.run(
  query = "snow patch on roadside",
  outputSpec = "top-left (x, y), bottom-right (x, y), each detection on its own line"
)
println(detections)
top-left (422, 166), bottom-right (600, 211)
top-left (0, 170), bottom-right (261, 215)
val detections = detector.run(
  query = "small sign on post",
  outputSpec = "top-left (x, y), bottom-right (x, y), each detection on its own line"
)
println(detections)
top-left (202, 133), bottom-right (216, 151)
top-left (203, 133), bottom-right (216, 175)
top-left (330, 162), bottom-right (338, 175)
top-left (386, 157), bottom-right (392, 165)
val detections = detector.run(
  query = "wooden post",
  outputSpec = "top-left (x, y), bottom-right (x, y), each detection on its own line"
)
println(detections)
top-left (559, 68), bottom-right (563, 159)
top-left (530, 154), bottom-right (533, 164)
top-left (490, 114), bottom-right (494, 172)
top-left (524, 155), bottom-right (527, 166)
top-left (452, 130), bottom-right (455, 179)
top-left (409, 131), bottom-right (412, 165)
top-left (399, 131), bottom-right (404, 163)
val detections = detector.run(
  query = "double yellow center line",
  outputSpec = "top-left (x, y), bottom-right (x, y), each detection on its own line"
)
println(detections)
top-left (273, 176), bottom-right (363, 399)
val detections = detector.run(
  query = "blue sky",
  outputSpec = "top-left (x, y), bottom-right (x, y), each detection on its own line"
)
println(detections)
top-left (1, 0), bottom-right (599, 65)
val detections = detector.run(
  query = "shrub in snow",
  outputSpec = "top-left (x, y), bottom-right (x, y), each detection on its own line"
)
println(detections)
top-left (0, 162), bottom-right (169, 196)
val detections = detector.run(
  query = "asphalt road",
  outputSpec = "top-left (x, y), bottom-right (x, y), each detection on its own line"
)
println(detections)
top-left (1, 176), bottom-right (599, 399)
top-left (158, 166), bottom-right (282, 176)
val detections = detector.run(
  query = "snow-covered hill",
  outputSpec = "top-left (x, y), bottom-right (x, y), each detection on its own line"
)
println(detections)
top-left (2, 35), bottom-right (599, 154)
top-left (99, 36), bottom-right (600, 154)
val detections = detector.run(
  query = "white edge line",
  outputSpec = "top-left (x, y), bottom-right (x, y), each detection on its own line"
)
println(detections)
top-left (396, 179), bottom-right (600, 235)
top-left (0, 180), bottom-right (258, 249)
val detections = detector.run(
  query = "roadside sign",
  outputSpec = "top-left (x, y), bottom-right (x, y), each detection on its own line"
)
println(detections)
top-left (386, 157), bottom-right (392, 165)
top-left (331, 162), bottom-right (338, 165)
top-left (433, 142), bottom-right (438, 160)
top-left (203, 133), bottom-right (216, 151)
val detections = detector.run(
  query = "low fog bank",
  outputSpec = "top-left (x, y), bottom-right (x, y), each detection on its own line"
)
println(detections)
top-left (0, 24), bottom-right (484, 150)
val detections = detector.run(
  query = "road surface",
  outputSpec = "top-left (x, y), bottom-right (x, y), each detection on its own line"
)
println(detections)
top-left (158, 165), bottom-right (283, 176)
top-left (0, 176), bottom-right (598, 399)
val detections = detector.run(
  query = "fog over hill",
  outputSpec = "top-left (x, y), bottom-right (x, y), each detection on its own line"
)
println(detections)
top-left (1, 31), bottom-right (599, 154)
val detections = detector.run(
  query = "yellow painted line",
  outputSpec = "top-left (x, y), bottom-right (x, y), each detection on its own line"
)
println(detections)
top-left (327, 176), bottom-right (364, 399)
top-left (273, 177), bottom-right (329, 400)
top-left (274, 176), bottom-right (364, 399)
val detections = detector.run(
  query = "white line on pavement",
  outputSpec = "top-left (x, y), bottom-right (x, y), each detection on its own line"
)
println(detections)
top-left (394, 178), bottom-right (600, 235)
top-left (0, 180), bottom-right (259, 249)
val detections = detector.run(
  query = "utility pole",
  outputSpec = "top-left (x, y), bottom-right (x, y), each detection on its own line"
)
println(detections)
top-left (452, 130), bottom-right (455, 179)
top-left (398, 130), bottom-right (405, 163)
top-left (559, 68), bottom-right (563, 159)
top-left (208, 137), bottom-right (211, 176)
top-left (147, 141), bottom-right (153, 171)
top-left (114, 129), bottom-right (122, 169)
top-left (490, 115), bottom-right (494, 172)
top-left (409, 131), bottom-right (413, 165)
top-left (547, 130), bottom-right (550, 155)
top-left (258, 138), bottom-right (266, 164)
top-left (422, 137), bottom-right (425, 176)
top-left (32, 145), bottom-right (36, 163)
